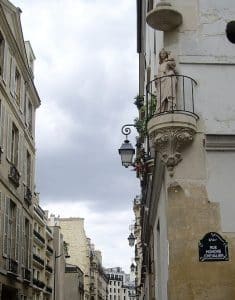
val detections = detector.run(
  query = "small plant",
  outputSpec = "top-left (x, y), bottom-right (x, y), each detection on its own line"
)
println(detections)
top-left (134, 95), bottom-right (144, 109)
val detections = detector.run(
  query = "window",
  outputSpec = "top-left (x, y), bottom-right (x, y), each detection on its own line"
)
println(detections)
top-left (10, 123), bottom-right (19, 166)
top-left (3, 199), bottom-right (17, 259)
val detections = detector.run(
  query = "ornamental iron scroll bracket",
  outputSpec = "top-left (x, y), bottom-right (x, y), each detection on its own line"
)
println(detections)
top-left (151, 127), bottom-right (195, 176)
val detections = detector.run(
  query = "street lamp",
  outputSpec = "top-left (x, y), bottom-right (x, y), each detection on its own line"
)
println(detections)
top-left (128, 232), bottom-right (136, 247)
top-left (118, 124), bottom-right (136, 168)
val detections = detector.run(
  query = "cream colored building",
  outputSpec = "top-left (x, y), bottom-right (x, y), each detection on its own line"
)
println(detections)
top-left (58, 217), bottom-right (91, 300)
top-left (0, 0), bottom-right (40, 298)
top-left (130, 0), bottom-right (235, 299)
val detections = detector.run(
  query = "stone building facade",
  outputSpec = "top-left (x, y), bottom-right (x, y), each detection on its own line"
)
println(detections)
top-left (132, 0), bottom-right (235, 299)
top-left (0, 0), bottom-right (40, 299)
top-left (32, 196), bottom-right (54, 300)
top-left (105, 267), bottom-right (134, 300)
top-left (58, 217), bottom-right (91, 300)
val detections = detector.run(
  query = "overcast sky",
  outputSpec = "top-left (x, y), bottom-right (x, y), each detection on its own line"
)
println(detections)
top-left (13, 0), bottom-right (140, 272)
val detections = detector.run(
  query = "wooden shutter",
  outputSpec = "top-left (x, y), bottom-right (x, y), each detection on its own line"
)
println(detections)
top-left (3, 196), bottom-right (9, 257)
top-left (10, 56), bottom-right (15, 96)
top-left (21, 211), bottom-right (25, 266)
top-left (22, 144), bottom-right (27, 184)
top-left (20, 79), bottom-right (25, 113)
top-left (0, 100), bottom-right (5, 149)
top-left (3, 41), bottom-right (9, 84)
top-left (6, 112), bottom-right (12, 161)
top-left (15, 206), bottom-right (20, 261)
top-left (28, 222), bottom-right (32, 268)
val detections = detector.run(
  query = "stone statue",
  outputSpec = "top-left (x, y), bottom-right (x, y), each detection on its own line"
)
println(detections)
top-left (155, 48), bottom-right (177, 112)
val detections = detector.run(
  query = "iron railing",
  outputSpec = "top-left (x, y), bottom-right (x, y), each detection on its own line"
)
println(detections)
top-left (33, 230), bottom-right (45, 244)
top-left (45, 264), bottom-right (53, 273)
top-left (146, 74), bottom-right (198, 120)
top-left (8, 258), bottom-right (18, 274)
top-left (33, 253), bottom-right (44, 266)
top-left (23, 268), bottom-right (31, 282)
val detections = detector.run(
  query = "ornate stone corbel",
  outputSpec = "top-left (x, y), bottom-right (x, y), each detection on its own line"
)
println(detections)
top-left (147, 113), bottom-right (197, 176)
top-left (152, 127), bottom-right (195, 176)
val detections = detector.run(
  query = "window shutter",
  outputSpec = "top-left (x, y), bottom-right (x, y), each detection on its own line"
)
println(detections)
top-left (6, 112), bottom-right (12, 161)
top-left (30, 156), bottom-right (34, 191)
top-left (22, 144), bottom-right (27, 184)
top-left (29, 222), bottom-right (32, 268)
top-left (21, 211), bottom-right (25, 266)
top-left (3, 42), bottom-right (9, 84)
top-left (0, 101), bottom-right (5, 149)
top-left (18, 132), bottom-right (23, 177)
top-left (15, 206), bottom-right (21, 261)
top-left (19, 79), bottom-right (25, 113)
top-left (25, 95), bottom-right (28, 127)
top-left (3, 196), bottom-right (9, 257)
top-left (10, 56), bottom-right (16, 96)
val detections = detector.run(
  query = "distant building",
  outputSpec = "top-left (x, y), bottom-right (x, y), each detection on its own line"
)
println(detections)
top-left (32, 195), bottom-right (54, 300)
top-left (105, 267), bottom-right (134, 300)
top-left (90, 249), bottom-right (108, 300)
top-left (57, 217), bottom-right (91, 300)
top-left (0, 0), bottom-right (40, 299)
top-left (65, 263), bottom-right (84, 300)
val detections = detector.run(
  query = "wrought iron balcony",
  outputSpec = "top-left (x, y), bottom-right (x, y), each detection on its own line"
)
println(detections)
top-left (46, 286), bottom-right (52, 293)
top-left (34, 206), bottom-right (45, 221)
top-left (45, 264), bottom-right (53, 273)
top-left (23, 268), bottom-right (31, 283)
top-left (146, 75), bottom-right (198, 176)
top-left (33, 278), bottom-right (45, 289)
top-left (146, 74), bottom-right (198, 120)
top-left (24, 186), bottom-right (32, 205)
top-left (33, 253), bottom-right (44, 266)
top-left (8, 164), bottom-right (20, 187)
top-left (34, 229), bottom-right (45, 244)
top-left (7, 258), bottom-right (18, 276)
top-left (46, 244), bottom-right (54, 255)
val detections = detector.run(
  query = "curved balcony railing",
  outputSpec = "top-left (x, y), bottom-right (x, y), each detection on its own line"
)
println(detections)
top-left (146, 75), bottom-right (198, 120)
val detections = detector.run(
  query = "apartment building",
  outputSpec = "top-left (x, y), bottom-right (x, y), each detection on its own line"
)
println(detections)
top-left (131, 0), bottom-right (235, 299)
top-left (32, 196), bottom-right (54, 300)
top-left (0, 0), bottom-right (40, 299)
top-left (90, 249), bottom-right (108, 300)
top-left (105, 267), bottom-right (134, 300)
top-left (57, 217), bottom-right (91, 300)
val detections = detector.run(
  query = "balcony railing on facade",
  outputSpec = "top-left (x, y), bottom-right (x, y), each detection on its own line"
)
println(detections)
top-left (46, 286), bottom-right (53, 294)
top-left (7, 258), bottom-right (18, 276)
top-left (33, 253), bottom-right (44, 267)
top-left (46, 244), bottom-right (54, 256)
top-left (146, 75), bottom-right (198, 121)
top-left (33, 229), bottom-right (45, 245)
top-left (34, 205), bottom-right (46, 222)
top-left (45, 264), bottom-right (53, 273)
top-left (33, 278), bottom-right (45, 289)
top-left (23, 267), bottom-right (31, 283)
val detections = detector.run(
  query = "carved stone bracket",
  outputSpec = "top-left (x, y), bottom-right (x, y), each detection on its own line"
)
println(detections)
top-left (147, 113), bottom-right (197, 176)
top-left (152, 127), bottom-right (195, 175)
